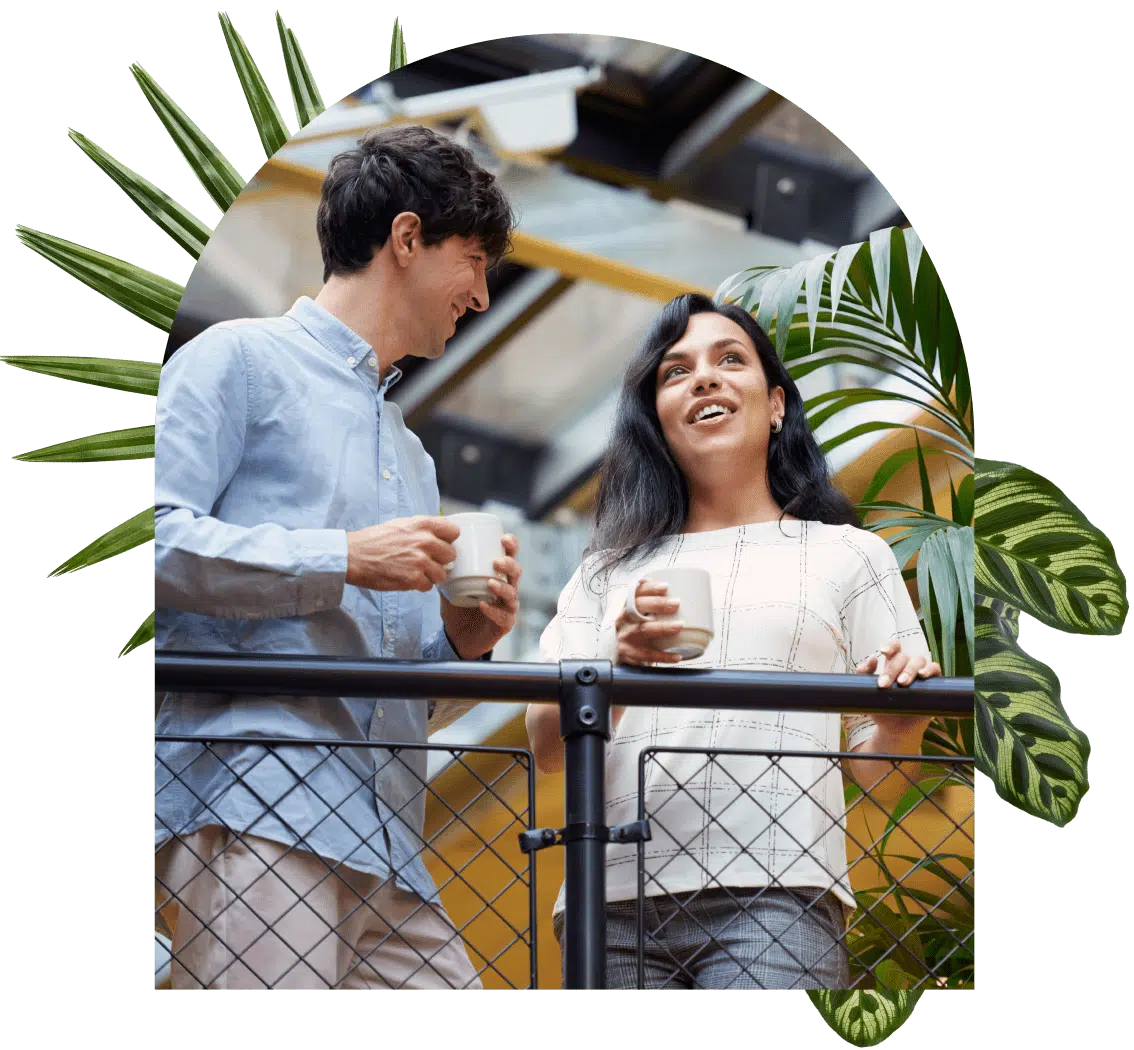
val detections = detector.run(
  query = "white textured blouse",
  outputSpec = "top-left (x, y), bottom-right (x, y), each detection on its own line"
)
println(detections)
top-left (538, 519), bottom-right (929, 914)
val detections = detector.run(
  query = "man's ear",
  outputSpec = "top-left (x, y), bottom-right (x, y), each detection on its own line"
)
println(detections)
top-left (389, 212), bottom-right (422, 267)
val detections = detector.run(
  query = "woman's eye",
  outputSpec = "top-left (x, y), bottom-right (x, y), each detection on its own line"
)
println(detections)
top-left (663, 365), bottom-right (686, 381)
top-left (722, 352), bottom-right (743, 364)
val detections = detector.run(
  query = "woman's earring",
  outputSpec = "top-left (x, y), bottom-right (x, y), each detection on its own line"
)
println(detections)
top-left (771, 417), bottom-right (783, 434)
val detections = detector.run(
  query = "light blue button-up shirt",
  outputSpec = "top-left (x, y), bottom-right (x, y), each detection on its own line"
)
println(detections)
top-left (155, 296), bottom-right (459, 900)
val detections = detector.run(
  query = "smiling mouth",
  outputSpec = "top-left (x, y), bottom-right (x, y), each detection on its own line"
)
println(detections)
top-left (689, 403), bottom-right (736, 426)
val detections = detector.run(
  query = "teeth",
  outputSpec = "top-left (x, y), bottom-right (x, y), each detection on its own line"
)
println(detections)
top-left (694, 403), bottom-right (730, 422)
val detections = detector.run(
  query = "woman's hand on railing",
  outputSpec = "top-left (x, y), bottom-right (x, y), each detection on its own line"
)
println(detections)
top-left (854, 639), bottom-right (941, 747)
top-left (846, 640), bottom-right (943, 803)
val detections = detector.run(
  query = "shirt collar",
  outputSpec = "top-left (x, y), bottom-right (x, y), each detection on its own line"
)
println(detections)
top-left (287, 296), bottom-right (402, 393)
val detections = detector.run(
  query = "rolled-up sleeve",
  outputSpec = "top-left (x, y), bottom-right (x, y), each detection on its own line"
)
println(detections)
top-left (155, 329), bottom-right (348, 620)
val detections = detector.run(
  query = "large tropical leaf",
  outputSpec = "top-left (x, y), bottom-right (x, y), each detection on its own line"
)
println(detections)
top-left (276, 13), bottom-right (324, 128)
top-left (975, 600), bottom-right (1089, 825)
top-left (975, 459), bottom-right (1128, 634)
top-left (0, 356), bottom-right (160, 396)
top-left (219, 13), bottom-right (290, 158)
top-left (808, 990), bottom-right (924, 1047)
top-left (15, 227), bottom-right (183, 332)
top-left (130, 63), bottom-right (245, 212)
top-left (68, 130), bottom-right (211, 258)
top-left (15, 425), bottom-right (154, 463)
top-left (48, 508), bottom-right (154, 577)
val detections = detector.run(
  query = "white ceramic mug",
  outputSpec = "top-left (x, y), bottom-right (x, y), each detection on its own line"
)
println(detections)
top-left (624, 566), bottom-right (714, 661)
top-left (439, 512), bottom-right (507, 608)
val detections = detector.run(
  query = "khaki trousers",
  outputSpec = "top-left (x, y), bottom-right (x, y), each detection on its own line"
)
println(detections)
top-left (156, 827), bottom-right (481, 989)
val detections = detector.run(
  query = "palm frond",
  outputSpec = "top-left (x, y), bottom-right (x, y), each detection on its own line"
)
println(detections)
top-left (16, 226), bottom-right (183, 331)
top-left (276, 12), bottom-right (324, 128)
top-left (131, 63), bottom-right (245, 212)
top-left (219, 12), bottom-right (290, 157)
top-left (68, 130), bottom-right (211, 258)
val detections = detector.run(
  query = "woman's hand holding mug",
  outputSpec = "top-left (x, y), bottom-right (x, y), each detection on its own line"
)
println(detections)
top-left (615, 579), bottom-right (686, 666)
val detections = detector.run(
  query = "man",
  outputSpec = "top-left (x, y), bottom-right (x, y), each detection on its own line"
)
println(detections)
top-left (154, 125), bottom-right (520, 989)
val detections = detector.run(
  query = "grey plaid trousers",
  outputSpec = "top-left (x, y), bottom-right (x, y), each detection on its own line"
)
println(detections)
top-left (555, 886), bottom-right (850, 989)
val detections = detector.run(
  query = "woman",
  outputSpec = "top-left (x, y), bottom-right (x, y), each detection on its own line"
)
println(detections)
top-left (526, 293), bottom-right (941, 990)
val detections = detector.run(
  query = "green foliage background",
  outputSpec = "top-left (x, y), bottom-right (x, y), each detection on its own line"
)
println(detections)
top-left (2, 0), bottom-right (1124, 1047)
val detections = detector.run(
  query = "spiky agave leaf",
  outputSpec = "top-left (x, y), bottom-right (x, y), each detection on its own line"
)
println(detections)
top-left (219, 12), bottom-right (290, 157)
top-left (65, 126), bottom-right (213, 259)
top-left (14, 425), bottom-right (154, 463)
top-left (130, 63), bottom-right (245, 212)
top-left (0, 358), bottom-right (161, 399)
top-left (272, 8), bottom-right (326, 128)
top-left (16, 226), bottom-right (183, 332)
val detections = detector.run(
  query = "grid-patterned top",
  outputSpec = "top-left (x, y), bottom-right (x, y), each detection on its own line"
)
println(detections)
top-left (539, 519), bottom-right (929, 914)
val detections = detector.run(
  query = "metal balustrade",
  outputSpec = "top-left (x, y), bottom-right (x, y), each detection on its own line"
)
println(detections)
top-left (156, 654), bottom-right (972, 990)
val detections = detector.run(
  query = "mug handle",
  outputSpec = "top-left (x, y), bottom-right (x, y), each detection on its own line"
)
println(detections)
top-left (624, 576), bottom-right (661, 623)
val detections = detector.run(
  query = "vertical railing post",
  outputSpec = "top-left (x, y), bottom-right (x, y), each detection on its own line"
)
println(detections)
top-left (559, 659), bottom-right (613, 989)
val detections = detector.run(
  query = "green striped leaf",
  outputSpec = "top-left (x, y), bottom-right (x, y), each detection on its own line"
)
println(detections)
top-left (131, 63), bottom-right (245, 212)
top-left (14, 425), bottom-right (154, 463)
top-left (120, 611), bottom-right (155, 657)
top-left (975, 458), bottom-right (1128, 634)
top-left (68, 130), bottom-right (211, 258)
top-left (16, 226), bottom-right (183, 331)
top-left (0, 356), bottom-right (159, 396)
top-left (276, 12), bottom-right (324, 128)
top-left (975, 600), bottom-right (1089, 825)
top-left (49, 507), bottom-right (154, 577)
top-left (219, 12), bottom-right (290, 158)
top-left (808, 990), bottom-right (924, 1047)
top-left (389, 17), bottom-right (408, 71)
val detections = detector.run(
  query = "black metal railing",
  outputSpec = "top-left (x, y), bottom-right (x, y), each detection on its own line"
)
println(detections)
top-left (156, 654), bottom-right (972, 990)
top-left (155, 737), bottom-right (536, 989)
top-left (633, 748), bottom-right (973, 990)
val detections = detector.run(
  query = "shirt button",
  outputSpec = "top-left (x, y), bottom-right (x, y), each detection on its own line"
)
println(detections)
top-left (368, 356), bottom-right (378, 368)
top-left (376, 707), bottom-right (384, 719)
top-left (314, 598), bottom-right (324, 609)
top-left (382, 469), bottom-right (391, 480)
top-left (346, 356), bottom-right (356, 366)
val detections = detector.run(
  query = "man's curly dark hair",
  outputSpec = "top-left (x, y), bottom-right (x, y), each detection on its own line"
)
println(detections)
top-left (316, 124), bottom-right (515, 281)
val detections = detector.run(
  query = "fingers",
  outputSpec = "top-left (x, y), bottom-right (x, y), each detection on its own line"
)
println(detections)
top-left (896, 654), bottom-right (927, 685)
top-left (619, 644), bottom-right (683, 666)
top-left (500, 533), bottom-right (519, 557)
top-left (877, 650), bottom-right (908, 688)
top-left (421, 535), bottom-right (457, 566)
top-left (627, 595), bottom-right (680, 621)
top-left (855, 653), bottom-right (878, 675)
top-left (477, 599), bottom-right (513, 627)
top-left (492, 554), bottom-right (522, 586)
top-left (486, 576), bottom-right (519, 611)
top-left (918, 660), bottom-right (942, 679)
top-left (419, 515), bottom-right (461, 542)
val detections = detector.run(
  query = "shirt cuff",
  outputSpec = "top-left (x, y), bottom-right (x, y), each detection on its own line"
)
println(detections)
top-left (295, 529), bottom-right (349, 615)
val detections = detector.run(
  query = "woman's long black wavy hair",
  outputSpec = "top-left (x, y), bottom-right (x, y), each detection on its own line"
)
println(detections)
top-left (587, 293), bottom-right (860, 579)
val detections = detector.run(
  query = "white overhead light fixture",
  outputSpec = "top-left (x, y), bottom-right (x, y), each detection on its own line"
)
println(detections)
top-left (292, 66), bottom-right (604, 157)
